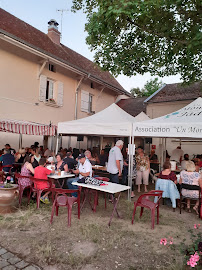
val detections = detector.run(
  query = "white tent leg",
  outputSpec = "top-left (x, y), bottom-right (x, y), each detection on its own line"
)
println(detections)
top-left (19, 133), bottom-right (22, 149)
top-left (55, 135), bottom-right (59, 154)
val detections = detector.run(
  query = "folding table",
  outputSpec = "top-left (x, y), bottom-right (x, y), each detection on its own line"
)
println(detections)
top-left (72, 181), bottom-right (130, 226)
top-left (48, 173), bottom-right (75, 188)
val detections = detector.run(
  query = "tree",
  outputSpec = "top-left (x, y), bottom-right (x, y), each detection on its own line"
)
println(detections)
top-left (130, 87), bottom-right (143, 97)
top-left (130, 78), bottom-right (164, 97)
top-left (71, 0), bottom-right (202, 83)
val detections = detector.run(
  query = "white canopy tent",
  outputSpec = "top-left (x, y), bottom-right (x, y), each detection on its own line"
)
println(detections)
top-left (133, 97), bottom-right (202, 167)
top-left (58, 103), bottom-right (149, 136)
top-left (133, 97), bottom-right (202, 139)
top-left (58, 103), bottom-right (150, 199)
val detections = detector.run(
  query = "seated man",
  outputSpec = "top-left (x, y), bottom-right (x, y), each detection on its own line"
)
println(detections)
top-left (67, 153), bottom-right (92, 197)
top-left (1, 149), bottom-right (15, 173)
top-left (63, 151), bottom-right (78, 169)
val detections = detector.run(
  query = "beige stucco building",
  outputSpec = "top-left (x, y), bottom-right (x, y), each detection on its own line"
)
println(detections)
top-left (0, 10), bottom-right (130, 150)
top-left (144, 82), bottom-right (202, 158)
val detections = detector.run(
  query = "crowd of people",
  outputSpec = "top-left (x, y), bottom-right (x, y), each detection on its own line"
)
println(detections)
top-left (0, 141), bottom-right (202, 211)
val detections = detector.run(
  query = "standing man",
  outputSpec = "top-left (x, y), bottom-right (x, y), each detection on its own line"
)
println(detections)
top-left (170, 146), bottom-right (184, 163)
top-left (107, 140), bottom-right (124, 184)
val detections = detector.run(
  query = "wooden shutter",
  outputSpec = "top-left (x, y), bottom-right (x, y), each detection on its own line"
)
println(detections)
top-left (49, 80), bottom-right (54, 99)
top-left (57, 81), bottom-right (64, 106)
top-left (81, 90), bottom-right (89, 112)
top-left (39, 75), bottom-right (47, 102)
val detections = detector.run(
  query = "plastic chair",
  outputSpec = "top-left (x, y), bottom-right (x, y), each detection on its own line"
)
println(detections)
top-left (15, 173), bottom-right (33, 206)
top-left (50, 187), bottom-right (81, 227)
top-left (132, 190), bottom-right (163, 229)
top-left (179, 183), bottom-right (201, 218)
top-left (30, 177), bottom-right (54, 209)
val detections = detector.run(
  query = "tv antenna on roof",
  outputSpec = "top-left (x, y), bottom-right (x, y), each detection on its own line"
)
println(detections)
top-left (56, 9), bottom-right (69, 39)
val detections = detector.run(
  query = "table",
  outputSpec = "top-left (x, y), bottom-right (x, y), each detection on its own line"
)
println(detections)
top-left (92, 165), bottom-right (107, 171)
top-left (48, 173), bottom-right (75, 188)
top-left (72, 181), bottom-right (130, 226)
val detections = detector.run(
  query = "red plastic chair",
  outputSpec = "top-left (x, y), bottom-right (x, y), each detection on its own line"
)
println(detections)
top-left (30, 177), bottom-right (54, 209)
top-left (15, 173), bottom-right (33, 206)
top-left (132, 190), bottom-right (163, 229)
top-left (50, 187), bottom-right (81, 227)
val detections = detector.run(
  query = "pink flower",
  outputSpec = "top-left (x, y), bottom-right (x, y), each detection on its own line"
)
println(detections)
top-left (194, 224), bottom-right (200, 229)
top-left (160, 238), bottom-right (167, 245)
top-left (169, 237), bottom-right (173, 245)
top-left (187, 252), bottom-right (200, 267)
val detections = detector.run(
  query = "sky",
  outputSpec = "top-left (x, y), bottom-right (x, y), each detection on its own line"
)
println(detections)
top-left (0, 0), bottom-right (181, 91)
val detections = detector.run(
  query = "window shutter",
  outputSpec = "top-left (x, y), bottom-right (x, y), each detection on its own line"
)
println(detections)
top-left (81, 90), bottom-right (89, 112)
top-left (57, 81), bottom-right (64, 106)
top-left (49, 80), bottom-right (54, 99)
top-left (39, 75), bottom-right (47, 102)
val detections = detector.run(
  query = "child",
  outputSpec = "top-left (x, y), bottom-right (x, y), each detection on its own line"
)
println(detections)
top-left (34, 158), bottom-right (54, 204)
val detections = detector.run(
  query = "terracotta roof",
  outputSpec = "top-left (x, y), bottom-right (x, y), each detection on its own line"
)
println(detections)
top-left (117, 97), bottom-right (147, 117)
top-left (0, 8), bottom-right (129, 96)
top-left (145, 82), bottom-right (202, 103)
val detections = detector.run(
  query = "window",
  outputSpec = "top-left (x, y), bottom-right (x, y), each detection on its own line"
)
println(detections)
top-left (39, 75), bottom-right (63, 107)
top-left (49, 64), bottom-right (56, 72)
top-left (81, 90), bottom-right (94, 113)
top-left (46, 79), bottom-right (54, 101)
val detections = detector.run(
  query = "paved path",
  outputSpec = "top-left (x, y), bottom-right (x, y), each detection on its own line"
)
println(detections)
top-left (0, 246), bottom-right (41, 270)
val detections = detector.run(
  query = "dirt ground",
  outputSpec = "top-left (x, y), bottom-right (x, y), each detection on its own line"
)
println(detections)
top-left (0, 184), bottom-right (201, 270)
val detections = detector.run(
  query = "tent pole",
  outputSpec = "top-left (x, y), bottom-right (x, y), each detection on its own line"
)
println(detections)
top-left (100, 136), bottom-right (103, 153)
top-left (55, 135), bottom-right (59, 154)
top-left (19, 133), bottom-right (22, 149)
top-left (128, 124), bottom-right (133, 201)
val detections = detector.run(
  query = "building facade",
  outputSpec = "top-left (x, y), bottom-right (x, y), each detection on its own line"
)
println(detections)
top-left (0, 9), bottom-right (130, 150)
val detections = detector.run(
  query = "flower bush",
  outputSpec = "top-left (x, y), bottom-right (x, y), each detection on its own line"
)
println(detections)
top-left (160, 225), bottom-right (202, 268)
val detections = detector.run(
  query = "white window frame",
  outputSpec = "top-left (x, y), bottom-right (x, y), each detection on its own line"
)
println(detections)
top-left (46, 79), bottom-right (54, 101)
top-left (81, 90), bottom-right (94, 113)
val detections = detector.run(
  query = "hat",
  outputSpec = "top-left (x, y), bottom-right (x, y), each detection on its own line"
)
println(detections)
top-left (78, 153), bottom-right (85, 160)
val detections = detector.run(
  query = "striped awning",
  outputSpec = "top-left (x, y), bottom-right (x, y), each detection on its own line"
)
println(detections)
top-left (0, 119), bottom-right (57, 136)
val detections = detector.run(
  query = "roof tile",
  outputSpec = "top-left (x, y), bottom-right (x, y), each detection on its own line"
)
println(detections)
top-left (0, 8), bottom-right (127, 94)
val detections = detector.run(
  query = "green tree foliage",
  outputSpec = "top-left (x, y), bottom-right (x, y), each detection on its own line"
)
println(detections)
top-left (130, 78), bottom-right (164, 97)
top-left (71, 0), bottom-right (202, 83)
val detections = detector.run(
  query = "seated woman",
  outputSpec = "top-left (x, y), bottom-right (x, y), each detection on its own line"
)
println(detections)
top-left (18, 156), bottom-right (35, 189)
top-left (15, 148), bottom-right (27, 163)
top-left (179, 161), bottom-right (202, 214)
top-left (159, 161), bottom-right (177, 184)
top-left (55, 153), bottom-right (68, 172)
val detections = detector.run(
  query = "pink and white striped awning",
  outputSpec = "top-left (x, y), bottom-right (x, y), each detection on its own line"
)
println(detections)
top-left (0, 119), bottom-right (57, 136)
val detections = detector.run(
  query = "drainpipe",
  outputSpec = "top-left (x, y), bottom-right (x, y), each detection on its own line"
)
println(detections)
top-left (75, 76), bottom-right (84, 120)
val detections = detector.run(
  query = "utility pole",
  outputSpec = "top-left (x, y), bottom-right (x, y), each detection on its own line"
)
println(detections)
top-left (56, 9), bottom-right (68, 39)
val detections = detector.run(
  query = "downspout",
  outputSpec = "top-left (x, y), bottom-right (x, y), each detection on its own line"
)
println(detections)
top-left (75, 77), bottom-right (85, 120)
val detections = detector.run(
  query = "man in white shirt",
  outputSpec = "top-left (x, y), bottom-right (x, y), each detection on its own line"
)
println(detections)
top-left (170, 146), bottom-right (184, 163)
top-left (67, 153), bottom-right (92, 197)
top-left (107, 140), bottom-right (124, 184)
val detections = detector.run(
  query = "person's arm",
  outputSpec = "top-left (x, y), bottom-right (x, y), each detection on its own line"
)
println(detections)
top-left (116, 160), bottom-right (121, 176)
top-left (26, 162), bottom-right (35, 174)
top-left (72, 169), bottom-right (79, 175)
top-left (80, 171), bottom-right (90, 177)
top-left (171, 172), bottom-right (177, 184)
top-left (199, 178), bottom-right (202, 188)
top-left (64, 164), bottom-right (69, 172)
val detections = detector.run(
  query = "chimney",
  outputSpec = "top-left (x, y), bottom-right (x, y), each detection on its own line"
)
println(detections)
top-left (47, 19), bottom-right (60, 45)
